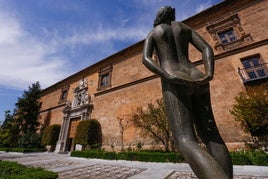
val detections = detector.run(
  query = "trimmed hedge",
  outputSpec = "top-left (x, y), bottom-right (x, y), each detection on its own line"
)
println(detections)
top-left (0, 161), bottom-right (58, 179)
top-left (230, 150), bottom-right (268, 166)
top-left (71, 150), bottom-right (268, 165)
top-left (71, 150), bottom-right (185, 163)
top-left (0, 148), bottom-right (46, 153)
top-left (75, 119), bottom-right (102, 148)
top-left (41, 125), bottom-right (61, 147)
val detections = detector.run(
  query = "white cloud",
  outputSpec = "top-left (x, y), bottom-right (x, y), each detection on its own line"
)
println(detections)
top-left (0, 7), bottom-right (147, 91)
top-left (196, 0), bottom-right (212, 13)
top-left (61, 25), bottom-right (147, 47)
top-left (0, 9), bottom-right (69, 90)
top-left (0, 14), bottom-right (21, 44)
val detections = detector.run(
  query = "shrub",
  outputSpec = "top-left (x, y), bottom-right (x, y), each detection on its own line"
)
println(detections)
top-left (74, 120), bottom-right (88, 146)
top-left (71, 149), bottom-right (268, 165)
top-left (230, 89), bottom-right (268, 136)
top-left (0, 161), bottom-right (58, 179)
top-left (41, 125), bottom-right (61, 151)
top-left (0, 148), bottom-right (46, 153)
top-left (245, 150), bottom-right (268, 166)
top-left (130, 99), bottom-right (174, 152)
top-left (18, 131), bottom-right (42, 149)
top-left (230, 150), bottom-right (268, 166)
top-left (103, 151), bottom-right (118, 160)
top-left (230, 151), bottom-right (252, 165)
top-left (71, 150), bottom-right (185, 163)
top-left (71, 150), bottom-right (105, 159)
top-left (230, 88), bottom-right (268, 150)
top-left (75, 119), bottom-right (102, 149)
top-left (118, 151), bottom-right (184, 163)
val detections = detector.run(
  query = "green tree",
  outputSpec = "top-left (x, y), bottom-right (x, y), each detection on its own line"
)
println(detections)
top-left (131, 99), bottom-right (174, 152)
top-left (230, 88), bottom-right (268, 149)
top-left (1, 110), bottom-right (14, 130)
top-left (15, 82), bottom-right (42, 135)
top-left (0, 82), bottom-right (42, 148)
top-left (0, 110), bottom-right (19, 147)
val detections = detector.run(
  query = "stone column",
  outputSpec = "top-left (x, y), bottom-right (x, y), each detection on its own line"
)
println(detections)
top-left (55, 116), bottom-right (69, 153)
top-left (55, 103), bottom-right (71, 153)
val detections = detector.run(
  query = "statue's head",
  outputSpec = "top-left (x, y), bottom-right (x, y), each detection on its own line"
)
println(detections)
top-left (153, 6), bottom-right (175, 27)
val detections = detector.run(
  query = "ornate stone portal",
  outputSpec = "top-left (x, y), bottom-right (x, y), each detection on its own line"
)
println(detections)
top-left (55, 78), bottom-right (93, 153)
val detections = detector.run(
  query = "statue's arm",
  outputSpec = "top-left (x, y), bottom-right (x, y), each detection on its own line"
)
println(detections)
top-left (142, 33), bottom-right (171, 79)
top-left (190, 28), bottom-right (214, 82)
top-left (143, 32), bottom-right (195, 85)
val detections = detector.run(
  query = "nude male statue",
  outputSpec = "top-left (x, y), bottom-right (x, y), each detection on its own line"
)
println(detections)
top-left (143, 6), bottom-right (233, 179)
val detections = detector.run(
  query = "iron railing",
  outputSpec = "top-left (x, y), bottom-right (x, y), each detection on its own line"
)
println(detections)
top-left (238, 62), bottom-right (268, 83)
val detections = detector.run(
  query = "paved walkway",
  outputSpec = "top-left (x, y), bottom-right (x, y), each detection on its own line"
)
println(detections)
top-left (0, 152), bottom-right (267, 179)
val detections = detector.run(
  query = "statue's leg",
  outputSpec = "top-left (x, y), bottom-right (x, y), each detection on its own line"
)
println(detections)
top-left (192, 84), bottom-right (233, 179)
top-left (161, 80), bottom-right (228, 179)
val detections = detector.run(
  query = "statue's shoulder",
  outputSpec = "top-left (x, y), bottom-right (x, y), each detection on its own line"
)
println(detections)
top-left (155, 23), bottom-right (168, 28)
top-left (152, 24), bottom-right (174, 38)
top-left (171, 21), bottom-right (190, 29)
top-left (154, 24), bottom-right (173, 32)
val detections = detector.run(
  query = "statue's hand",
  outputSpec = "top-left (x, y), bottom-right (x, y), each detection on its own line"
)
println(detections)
top-left (167, 74), bottom-right (195, 86)
top-left (193, 74), bottom-right (213, 87)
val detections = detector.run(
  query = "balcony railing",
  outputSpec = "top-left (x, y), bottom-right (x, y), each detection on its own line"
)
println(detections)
top-left (238, 63), bottom-right (268, 83)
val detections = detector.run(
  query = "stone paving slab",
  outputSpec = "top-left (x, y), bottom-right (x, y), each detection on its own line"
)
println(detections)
top-left (58, 164), bottom-right (146, 179)
top-left (0, 152), bottom-right (267, 179)
top-left (165, 171), bottom-right (268, 179)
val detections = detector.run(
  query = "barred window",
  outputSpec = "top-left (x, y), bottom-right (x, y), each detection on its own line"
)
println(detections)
top-left (241, 55), bottom-right (267, 80)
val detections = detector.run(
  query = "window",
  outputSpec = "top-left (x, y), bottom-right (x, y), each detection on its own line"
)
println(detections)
top-left (206, 13), bottom-right (252, 52)
top-left (98, 65), bottom-right (112, 90)
top-left (242, 55), bottom-right (266, 79)
top-left (218, 29), bottom-right (236, 44)
top-left (59, 86), bottom-right (69, 104)
top-left (61, 90), bottom-right (68, 100)
top-left (238, 54), bottom-right (268, 82)
top-left (100, 74), bottom-right (110, 87)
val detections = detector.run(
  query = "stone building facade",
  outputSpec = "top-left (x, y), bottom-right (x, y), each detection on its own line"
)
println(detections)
top-left (39, 0), bottom-right (268, 152)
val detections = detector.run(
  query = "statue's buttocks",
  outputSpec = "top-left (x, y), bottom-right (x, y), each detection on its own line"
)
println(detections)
top-left (153, 24), bottom-right (204, 82)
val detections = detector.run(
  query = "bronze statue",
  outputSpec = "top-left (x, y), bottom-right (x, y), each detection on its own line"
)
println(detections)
top-left (143, 6), bottom-right (233, 179)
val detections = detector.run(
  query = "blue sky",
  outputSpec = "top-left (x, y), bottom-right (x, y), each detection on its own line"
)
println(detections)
top-left (0, 0), bottom-right (223, 124)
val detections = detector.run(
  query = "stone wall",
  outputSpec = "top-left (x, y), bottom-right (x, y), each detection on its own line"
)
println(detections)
top-left (93, 78), bottom-right (162, 148)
